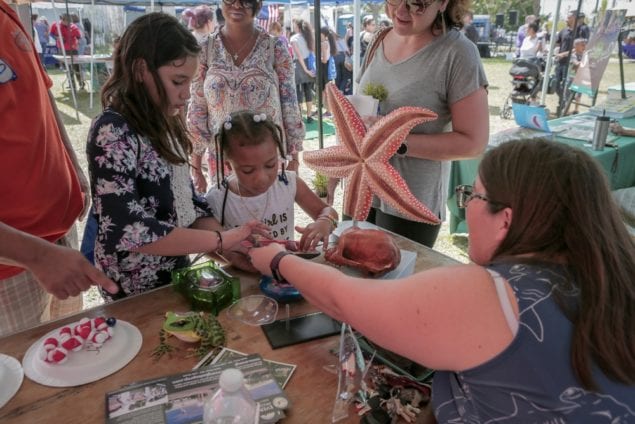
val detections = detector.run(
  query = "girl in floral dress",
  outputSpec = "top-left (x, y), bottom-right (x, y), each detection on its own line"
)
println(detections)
top-left (86, 13), bottom-right (267, 301)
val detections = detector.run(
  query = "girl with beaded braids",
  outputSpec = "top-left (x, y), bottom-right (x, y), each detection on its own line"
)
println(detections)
top-left (87, 14), bottom-right (268, 301)
top-left (205, 111), bottom-right (338, 267)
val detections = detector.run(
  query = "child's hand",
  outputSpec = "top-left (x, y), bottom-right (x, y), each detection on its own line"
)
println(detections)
top-left (222, 250), bottom-right (259, 273)
top-left (295, 219), bottom-right (332, 252)
top-left (248, 244), bottom-right (285, 277)
top-left (223, 220), bottom-right (271, 251)
top-left (240, 220), bottom-right (271, 238)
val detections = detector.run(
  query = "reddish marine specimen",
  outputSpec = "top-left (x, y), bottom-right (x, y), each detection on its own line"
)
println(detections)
top-left (325, 227), bottom-right (401, 277)
top-left (303, 82), bottom-right (440, 224)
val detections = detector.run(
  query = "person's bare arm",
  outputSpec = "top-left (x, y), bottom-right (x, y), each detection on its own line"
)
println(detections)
top-left (191, 152), bottom-right (208, 194)
top-left (48, 90), bottom-right (90, 219)
top-left (0, 221), bottom-right (118, 299)
top-left (133, 219), bottom-right (270, 256)
top-left (405, 87), bottom-right (489, 161)
top-left (249, 244), bottom-right (517, 371)
top-left (610, 122), bottom-right (635, 137)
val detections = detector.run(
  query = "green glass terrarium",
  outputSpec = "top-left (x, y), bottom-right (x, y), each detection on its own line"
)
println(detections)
top-left (171, 261), bottom-right (241, 316)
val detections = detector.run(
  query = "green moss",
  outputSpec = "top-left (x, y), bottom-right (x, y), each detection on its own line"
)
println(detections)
top-left (362, 82), bottom-right (388, 102)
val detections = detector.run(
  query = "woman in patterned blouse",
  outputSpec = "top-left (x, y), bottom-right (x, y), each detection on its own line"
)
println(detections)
top-left (187, 0), bottom-right (304, 194)
top-left (87, 13), bottom-right (268, 301)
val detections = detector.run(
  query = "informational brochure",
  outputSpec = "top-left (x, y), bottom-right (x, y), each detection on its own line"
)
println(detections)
top-left (105, 354), bottom-right (290, 423)
top-left (195, 347), bottom-right (297, 390)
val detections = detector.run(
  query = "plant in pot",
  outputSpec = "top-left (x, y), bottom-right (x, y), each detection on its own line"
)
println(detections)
top-left (362, 82), bottom-right (388, 114)
top-left (312, 172), bottom-right (329, 199)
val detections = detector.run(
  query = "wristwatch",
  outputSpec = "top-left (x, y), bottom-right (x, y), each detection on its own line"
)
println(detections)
top-left (270, 251), bottom-right (292, 284)
top-left (396, 139), bottom-right (408, 157)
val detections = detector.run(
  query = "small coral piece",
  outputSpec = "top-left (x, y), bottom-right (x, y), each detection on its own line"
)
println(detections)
top-left (40, 316), bottom-right (117, 364)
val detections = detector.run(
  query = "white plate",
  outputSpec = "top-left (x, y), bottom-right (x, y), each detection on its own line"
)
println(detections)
top-left (0, 354), bottom-right (23, 409)
top-left (22, 320), bottom-right (142, 387)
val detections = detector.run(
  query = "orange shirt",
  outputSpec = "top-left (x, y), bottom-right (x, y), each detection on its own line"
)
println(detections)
top-left (0, 1), bottom-right (83, 279)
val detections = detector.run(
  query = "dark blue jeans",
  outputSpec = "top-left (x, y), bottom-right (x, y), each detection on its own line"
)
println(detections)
top-left (80, 208), bottom-right (98, 265)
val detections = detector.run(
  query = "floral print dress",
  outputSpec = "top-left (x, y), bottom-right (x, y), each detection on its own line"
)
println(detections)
top-left (87, 109), bottom-right (214, 301)
top-left (187, 27), bottom-right (304, 182)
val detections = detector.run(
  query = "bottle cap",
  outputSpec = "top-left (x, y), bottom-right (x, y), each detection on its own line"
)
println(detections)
top-left (219, 368), bottom-right (245, 393)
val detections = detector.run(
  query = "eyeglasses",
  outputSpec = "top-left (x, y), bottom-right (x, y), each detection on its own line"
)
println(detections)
top-left (385, 0), bottom-right (436, 15)
top-left (222, 0), bottom-right (256, 9)
top-left (455, 184), bottom-right (493, 209)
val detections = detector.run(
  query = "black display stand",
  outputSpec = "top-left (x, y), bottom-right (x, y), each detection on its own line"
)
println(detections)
top-left (261, 312), bottom-right (341, 349)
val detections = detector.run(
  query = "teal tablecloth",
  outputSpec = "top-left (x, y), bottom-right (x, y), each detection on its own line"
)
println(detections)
top-left (448, 115), bottom-right (635, 234)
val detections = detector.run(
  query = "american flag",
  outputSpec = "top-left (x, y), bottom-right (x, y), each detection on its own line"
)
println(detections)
top-left (257, 4), bottom-right (280, 31)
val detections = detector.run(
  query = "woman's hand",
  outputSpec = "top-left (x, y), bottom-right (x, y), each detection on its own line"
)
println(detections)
top-left (610, 122), bottom-right (625, 135)
top-left (296, 218), bottom-right (332, 252)
top-left (192, 168), bottom-right (208, 194)
top-left (221, 250), bottom-right (258, 273)
top-left (248, 243), bottom-right (285, 276)
top-left (361, 114), bottom-right (381, 129)
top-left (287, 157), bottom-right (300, 172)
top-left (223, 220), bottom-right (271, 252)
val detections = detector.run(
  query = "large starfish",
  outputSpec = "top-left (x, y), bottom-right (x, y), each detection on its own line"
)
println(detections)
top-left (304, 82), bottom-right (440, 224)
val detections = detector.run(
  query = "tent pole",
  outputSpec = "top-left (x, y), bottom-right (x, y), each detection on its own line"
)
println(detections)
top-left (314, 0), bottom-right (323, 149)
top-left (51, 0), bottom-right (80, 121)
top-left (540, 0), bottom-right (562, 106)
top-left (352, 0), bottom-right (360, 94)
top-left (556, 0), bottom-right (583, 117)
top-left (89, 0), bottom-right (95, 109)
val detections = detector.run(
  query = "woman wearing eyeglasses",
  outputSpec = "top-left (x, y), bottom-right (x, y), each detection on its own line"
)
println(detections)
top-left (187, 0), bottom-right (304, 193)
top-left (249, 139), bottom-right (635, 422)
top-left (335, 0), bottom-right (489, 248)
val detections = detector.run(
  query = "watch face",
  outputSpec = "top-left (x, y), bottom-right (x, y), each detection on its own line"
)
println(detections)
top-left (397, 143), bottom-right (407, 155)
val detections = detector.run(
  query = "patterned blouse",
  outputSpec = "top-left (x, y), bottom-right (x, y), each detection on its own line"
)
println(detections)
top-left (187, 26), bottom-right (304, 161)
top-left (87, 109), bottom-right (214, 302)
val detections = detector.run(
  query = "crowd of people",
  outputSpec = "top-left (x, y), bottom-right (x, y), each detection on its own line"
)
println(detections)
top-left (2, 0), bottom-right (634, 421)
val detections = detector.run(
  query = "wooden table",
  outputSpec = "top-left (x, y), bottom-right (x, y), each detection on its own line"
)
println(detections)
top-left (0, 235), bottom-right (459, 423)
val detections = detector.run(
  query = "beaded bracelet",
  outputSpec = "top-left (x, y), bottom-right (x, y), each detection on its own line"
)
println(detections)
top-left (213, 230), bottom-right (223, 255)
top-left (316, 216), bottom-right (337, 231)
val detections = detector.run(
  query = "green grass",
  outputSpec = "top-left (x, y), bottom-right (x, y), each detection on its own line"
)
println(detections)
top-left (51, 56), bottom-right (630, 284)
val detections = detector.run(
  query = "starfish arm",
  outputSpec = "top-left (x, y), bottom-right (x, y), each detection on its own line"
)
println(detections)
top-left (342, 168), bottom-right (372, 221)
top-left (367, 164), bottom-right (440, 224)
top-left (363, 106), bottom-right (438, 160)
top-left (326, 82), bottom-right (366, 155)
top-left (303, 146), bottom-right (360, 179)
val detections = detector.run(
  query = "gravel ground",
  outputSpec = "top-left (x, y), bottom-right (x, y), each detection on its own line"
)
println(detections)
top-left (63, 57), bottom-right (627, 309)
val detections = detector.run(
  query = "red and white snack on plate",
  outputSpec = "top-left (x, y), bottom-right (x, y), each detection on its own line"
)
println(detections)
top-left (39, 316), bottom-right (117, 364)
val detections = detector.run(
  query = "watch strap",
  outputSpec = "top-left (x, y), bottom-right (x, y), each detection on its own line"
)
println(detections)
top-left (270, 251), bottom-right (292, 283)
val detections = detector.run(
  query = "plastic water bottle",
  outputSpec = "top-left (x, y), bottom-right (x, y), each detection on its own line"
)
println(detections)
top-left (203, 368), bottom-right (258, 424)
